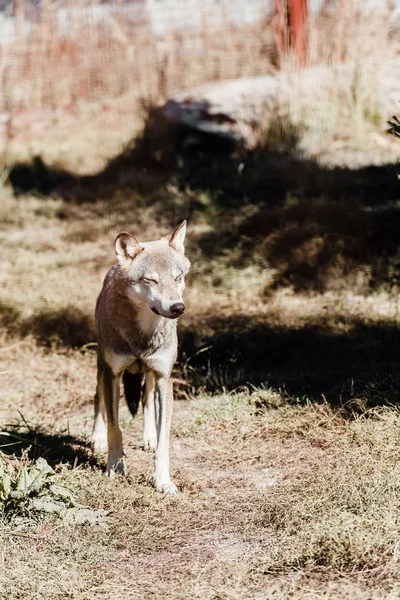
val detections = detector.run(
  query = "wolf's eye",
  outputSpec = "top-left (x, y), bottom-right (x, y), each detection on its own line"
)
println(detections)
top-left (175, 274), bottom-right (183, 283)
top-left (143, 277), bottom-right (157, 285)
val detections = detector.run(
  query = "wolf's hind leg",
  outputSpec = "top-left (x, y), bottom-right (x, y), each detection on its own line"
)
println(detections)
top-left (91, 370), bottom-right (107, 451)
top-left (142, 371), bottom-right (157, 451)
top-left (103, 364), bottom-right (125, 477)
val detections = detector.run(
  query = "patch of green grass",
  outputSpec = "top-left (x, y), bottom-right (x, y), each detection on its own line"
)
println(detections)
top-left (0, 449), bottom-right (107, 526)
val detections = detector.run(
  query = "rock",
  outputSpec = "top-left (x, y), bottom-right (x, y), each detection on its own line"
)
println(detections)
top-left (160, 58), bottom-right (400, 148)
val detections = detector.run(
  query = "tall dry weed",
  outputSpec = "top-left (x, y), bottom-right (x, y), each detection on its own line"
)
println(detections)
top-left (0, 1), bottom-right (274, 113)
top-left (272, 0), bottom-right (399, 155)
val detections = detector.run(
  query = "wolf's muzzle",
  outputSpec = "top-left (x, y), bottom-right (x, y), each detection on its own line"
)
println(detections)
top-left (170, 302), bottom-right (185, 317)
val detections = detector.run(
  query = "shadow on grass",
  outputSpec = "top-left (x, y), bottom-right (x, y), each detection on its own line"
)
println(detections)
top-left (6, 298), bottom-right (400, 409)
top-left (6, 108), bottom-right (400, 292)
top-left (8, 108), bottom-right (176, 202)
top-left (3, 302), bottom-right (400, 409)
top-left (0, 427), bottom-right (100, 469)
top-left (0, 302), bottom-right (95, 350)
top-left (21, 306), bottom-right (95, 348)
top-left (7, 127), bottom-right (400, 209)
top-left (0, 300), bottom-right (21, 331)
top-left (197, 196), bottom-right (400, 292)
top-left (179, 314), bottom-right (400, 408)
top-left (8, 156), bottom-right (75, 196)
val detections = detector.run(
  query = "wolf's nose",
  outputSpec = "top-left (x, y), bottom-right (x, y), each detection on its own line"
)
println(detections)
top-left (170, 302), bottom-right (185, 316)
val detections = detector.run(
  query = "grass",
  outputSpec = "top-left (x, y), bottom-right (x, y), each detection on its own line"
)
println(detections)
top-left (3, 395), bottom-right (400, 598)
top-left (2, 3), bottom-right (400, 595)
top-left (1, 3), bottom-right (274, 113)
top-left (2, 140), bottom-right (400, 596)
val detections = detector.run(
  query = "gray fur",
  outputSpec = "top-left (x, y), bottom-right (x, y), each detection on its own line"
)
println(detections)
top-left (92, 222), bottom-right (190, 494)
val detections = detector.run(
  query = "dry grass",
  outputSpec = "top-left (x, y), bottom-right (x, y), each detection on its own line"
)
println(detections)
top-left (1, 3), bottom-right (400, 596)
top-left (3, 389), bottom-right (400, 598)
top-left (1, 2), bottom-right (273, 113)
top-left (1, 133), bottom-right (400, 596)
top-left (257, 1), bottom-right (400, 162)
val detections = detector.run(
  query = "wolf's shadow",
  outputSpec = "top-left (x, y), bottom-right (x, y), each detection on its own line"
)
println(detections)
top-left (0, 426), bottom-right (100, 469)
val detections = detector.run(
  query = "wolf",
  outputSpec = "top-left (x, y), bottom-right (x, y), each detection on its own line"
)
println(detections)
top-left (91, 221), bottom-right (190, 494)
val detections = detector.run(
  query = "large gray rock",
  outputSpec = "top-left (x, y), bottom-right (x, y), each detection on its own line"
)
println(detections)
top-left (160, 59), bottom-right (400, 148)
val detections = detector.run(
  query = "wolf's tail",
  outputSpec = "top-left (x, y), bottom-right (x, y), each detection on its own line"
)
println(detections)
top-left (122, 371), bottom-right (143, 417)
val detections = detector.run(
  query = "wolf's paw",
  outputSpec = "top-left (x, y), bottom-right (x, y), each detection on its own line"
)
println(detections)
top-left (143, 435), bottom-right (157, 452)
top-left (106, 454), bottom-right (126, 478)
top-left (154, 477), bottom-right (179, 495)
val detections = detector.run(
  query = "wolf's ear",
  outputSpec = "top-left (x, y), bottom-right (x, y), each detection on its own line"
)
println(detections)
top-left (115, 232), bottom-right (143, 264)
top-left (165, 220), bottom-right (187, 254)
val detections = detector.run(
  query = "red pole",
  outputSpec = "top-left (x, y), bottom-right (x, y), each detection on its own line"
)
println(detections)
top-left (289, 0), bottom-right (308, 67)
top-left (275, 0), bottom-right (308, 68)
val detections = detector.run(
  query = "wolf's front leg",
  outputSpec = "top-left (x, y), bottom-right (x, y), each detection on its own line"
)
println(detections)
top-left (142, 371), bottom-right (157, 451)
top-left (153, 376), bottom-right (177, 494)
top-left (91, 373), bottom-right (107, 452)
top-left (103, 364), bottom-right (126, 477)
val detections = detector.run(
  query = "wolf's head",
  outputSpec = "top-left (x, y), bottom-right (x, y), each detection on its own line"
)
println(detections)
top-left (115, 221), bottom-right (190, 319)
